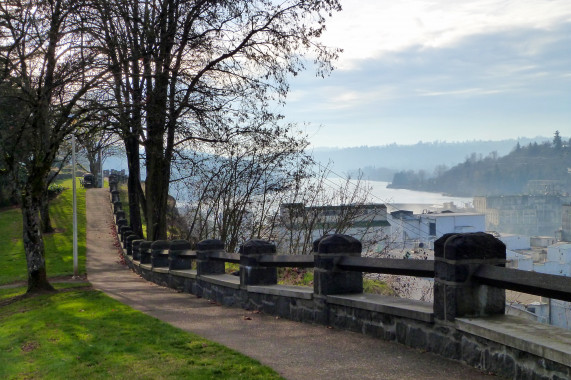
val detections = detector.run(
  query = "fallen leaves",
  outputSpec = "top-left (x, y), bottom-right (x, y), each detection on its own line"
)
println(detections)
top-left (21, 341), bottom-right (39, 353)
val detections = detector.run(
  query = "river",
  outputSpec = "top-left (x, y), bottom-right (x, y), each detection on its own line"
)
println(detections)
top-left (325, 179), bottom-right (473, 214)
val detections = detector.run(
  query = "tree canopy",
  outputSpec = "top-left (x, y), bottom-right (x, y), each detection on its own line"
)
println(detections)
top-left (0, 0), bottom-right (342, 291)
top-left (87, 0), bottom-right (342, 240)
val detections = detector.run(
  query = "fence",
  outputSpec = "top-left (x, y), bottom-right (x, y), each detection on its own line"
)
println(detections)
top-left (108, 176), bottom-right (571, 379)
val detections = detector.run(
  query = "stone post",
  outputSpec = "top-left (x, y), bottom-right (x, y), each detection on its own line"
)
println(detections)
top-left (116, 218), bottom-right (127, 231)
top-left (113, 201), bottom-right (122, 214)
top-left (434, 232), bottom-right (506, 324)
top-left (115, 210), bottom-right (126, 224)
top-left (121, 230), bottom-right (134, 249)
top-left (126, 234), bottom-right (140, 256)
top-left (139, 241), bottom-right (153, 264)
top-left (131, 239), bottom-right (146, 261)
top-left (312, 234), bottom-right (363, 325)
top-left (314, 234), bottom-right (363, 296)
top-left (239, 240), bottom-right (277, 286)
top-left (169, 240), bottom-right (193, 270)
top-left (196, 239), bottom-right (225, 275)
top-left (111, 190), bottom-right (120, 203)
top-left (151, 240), bottom-right (171, 268)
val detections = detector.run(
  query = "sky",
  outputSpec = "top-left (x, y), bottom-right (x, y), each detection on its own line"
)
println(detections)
top-left (281, 0), bottom-right (571, 147)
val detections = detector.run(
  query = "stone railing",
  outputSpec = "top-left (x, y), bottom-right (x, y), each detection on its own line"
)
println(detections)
top-left (108, 176), bottom-right (571, 379)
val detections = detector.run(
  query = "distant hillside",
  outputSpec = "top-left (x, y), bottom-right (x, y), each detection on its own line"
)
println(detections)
top-left (389, 135), bottom-right (571, 197)
top-left (311, 137), bottom-right (546, 180)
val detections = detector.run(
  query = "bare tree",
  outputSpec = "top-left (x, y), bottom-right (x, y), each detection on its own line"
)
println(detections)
top-left (274, 167), bottom-right (391, 255)
top-left (91, 0), bottom-right (341, 241)
top-left (177, 144), bottom-right (393, 256)
top-left (0, 0), bottom-right (107, 292)
top-left (174, 119), bottom-right (311, 251)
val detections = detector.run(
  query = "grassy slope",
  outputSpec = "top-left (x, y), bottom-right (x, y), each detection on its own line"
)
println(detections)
top-left (0, 179), bottom-right (282, 379)
top-left (44, 178), bottom-right (87, 277)
top-left (0, 178), bottom-right (86, 285)
top-left (0, 206), bottom-right (24, 284)
top-left (0, 285), bottom-right (281, 380)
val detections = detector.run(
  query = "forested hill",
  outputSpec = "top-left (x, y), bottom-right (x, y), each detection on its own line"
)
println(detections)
top-left (311, 138), bottom-right (544, 179)
top-left (389, 136), bottom-right (571, 197)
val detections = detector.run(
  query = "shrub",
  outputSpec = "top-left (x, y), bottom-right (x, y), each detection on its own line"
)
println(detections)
top-left (47, 184), bottom-right (66, 199)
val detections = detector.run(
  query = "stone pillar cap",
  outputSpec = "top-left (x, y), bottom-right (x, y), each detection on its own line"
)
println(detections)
top-left (150, 240), bottom-right (171, 250)
top-left (169, 239), bottom-right (192, 250)
top-left (132, 239), bottom-right (145, 247)
top-left (317, 234), bottom-right (361, 255)
top-left (434, 232), bottom-right (505, 260)
top-left (313, 234), bottom-right (332, 252)
top-left (139, 240), bottom-right (152, 250)
top-left (196, 239), bottom-right (225, 251)
top-left (239, 239), bottom-right (276, 255)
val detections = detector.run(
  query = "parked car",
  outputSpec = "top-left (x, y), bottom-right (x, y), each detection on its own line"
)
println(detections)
top-left (83, 173), bottom-right (94, 188)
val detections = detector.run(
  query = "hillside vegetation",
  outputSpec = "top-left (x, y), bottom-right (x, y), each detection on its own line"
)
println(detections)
top-left (389, 133), bottom-right (571, 197)
top-left (312, 137), bottom-right (546, 178)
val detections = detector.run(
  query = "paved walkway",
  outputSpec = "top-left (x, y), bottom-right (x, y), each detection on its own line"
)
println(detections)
top-left (86, 188), bottom-right (495, 380)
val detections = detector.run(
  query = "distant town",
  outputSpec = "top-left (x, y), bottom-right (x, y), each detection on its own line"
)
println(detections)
top-left (301, 132), bottom-right (571, 329)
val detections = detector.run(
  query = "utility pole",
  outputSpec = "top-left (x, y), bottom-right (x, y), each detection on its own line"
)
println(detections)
top-left (98, 145), bottom-right (103, 188)
top-left (72, 134), bottom-right (78, 277)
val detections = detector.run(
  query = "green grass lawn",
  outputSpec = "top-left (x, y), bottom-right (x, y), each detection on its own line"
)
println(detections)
top-left (0, 285), bottom-right (282, 380)
top-left (0, 182), bottom-right (282, 379)
top-left (0, 178), bottom-right (86, 285)
top-left (0, 206), bottom-right (25, 285)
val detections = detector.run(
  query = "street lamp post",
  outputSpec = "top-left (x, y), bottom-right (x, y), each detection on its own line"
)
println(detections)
top-left (72, 134), bottom-right (78, 277)
top-left (98, 145), bottom-right (103, 188)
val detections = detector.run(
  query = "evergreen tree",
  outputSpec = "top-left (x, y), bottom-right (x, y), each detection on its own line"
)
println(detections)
top-left (553, 130), bottom-right (563, 150)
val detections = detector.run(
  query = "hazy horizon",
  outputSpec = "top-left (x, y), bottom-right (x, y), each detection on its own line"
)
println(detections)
top-left (308, 135), bottom-right (552, 150)
top-left (280, 0), bottom-right (571, 148)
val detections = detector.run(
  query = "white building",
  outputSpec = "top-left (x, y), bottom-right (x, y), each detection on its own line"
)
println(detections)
top-left (503, 239), bottom-right (571, 329)
top-left (499, 234), bottom-right (531, 251)
top-left (275, 203), bottom-right (391, 254)
top-left (388, 210), bottom-right (486, 249)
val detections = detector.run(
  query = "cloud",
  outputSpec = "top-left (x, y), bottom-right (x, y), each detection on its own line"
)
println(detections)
top-left (416, 88), bottom-right (510, 97)
top-left (322, 0), bottom-right (571, 69)
top-left (282, 21), bottom-right (571, 146)
top-left (280, 0), bottom-right (571, 147)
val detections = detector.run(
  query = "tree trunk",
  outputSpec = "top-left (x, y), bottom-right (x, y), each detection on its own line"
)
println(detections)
top-left (125, 134), bottom-right (144, 238)
top-left (145, 152), bottom-right (169, 241)
top-left (145, 72), bottom-right (170, 241)
top-left (87, 150), bottom-right (101, 188)
top-left (40, 189), bottom-right (54, 233)
top-left (22, 180), bottom-right (54, 293)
